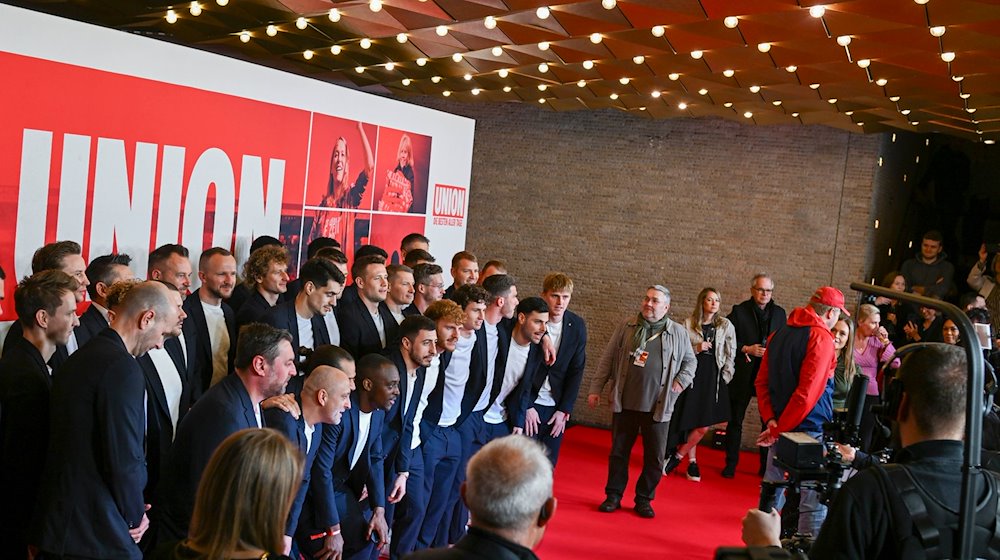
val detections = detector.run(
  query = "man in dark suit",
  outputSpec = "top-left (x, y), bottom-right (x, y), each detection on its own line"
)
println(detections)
top-left (262, 257), bottom-right (344, 362)
top-left (182, 247), bottom-right (238, 392)
top-left (524, 273), bottom-right (587, 465)
top-left (301, 354), bottom-right (400, 560)
top-left (404, 436), bottom-right (556, 560)
top-left (723, 273), bottom-right (788, 478)
top-left (148, 244), bottom-right (194, 299)
top-left (226, 235), bottom-right (282, 314)
top-left (157, 322), bottom-right (297, 542)
top-left (34, 281), bottom-right (182, 560)
top-left (235, 244), bottom-right (289, 331)
top-left (264, 366), bottom-right (351, 554)
top-left (442, 251), bottom-right (479, 300)
top-left (285, 236), bottom-right (339, 301)
top-left (0, 271), bottom-right (79, 557)
top-left (338, 254), bottom-right (398, 360)
top-left (76, 253), bottom-right (135, 347)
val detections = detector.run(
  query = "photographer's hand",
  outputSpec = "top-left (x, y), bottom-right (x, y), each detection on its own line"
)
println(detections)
top-left (742, 508), bottom-right (782, 547)
top-left (834, 443), bottom-right (856, 464)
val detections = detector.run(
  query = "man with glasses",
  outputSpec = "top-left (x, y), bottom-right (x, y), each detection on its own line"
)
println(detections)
top-left (410, 263), bottom-right (445, 315)
top-left (723, 273), bottom-right (787, 479)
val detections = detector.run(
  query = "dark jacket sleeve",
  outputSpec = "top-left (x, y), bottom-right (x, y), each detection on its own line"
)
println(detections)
top-left (263, 409), bottom-right (308, 536)
top-left (96, 355), bottom-right (148, 528)
top-left (310, 422), bottom-right (342, 527)
top-left (368, 415), bottom-right (386, 509)
top-left (558, 318), bottom-right (588, 414)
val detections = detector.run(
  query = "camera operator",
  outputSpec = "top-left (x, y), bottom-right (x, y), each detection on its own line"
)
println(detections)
top-left (743, 344), bottom-right (1000, 559)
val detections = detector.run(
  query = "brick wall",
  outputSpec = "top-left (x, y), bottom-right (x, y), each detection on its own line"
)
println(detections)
top-left (413, 98), bottom-right (899, 430)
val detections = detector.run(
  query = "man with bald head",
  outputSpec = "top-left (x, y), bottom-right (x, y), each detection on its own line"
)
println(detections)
top-left (35, 281), bottom-right (182, 559)
top-left (265, 366), bottom-right (352, 553)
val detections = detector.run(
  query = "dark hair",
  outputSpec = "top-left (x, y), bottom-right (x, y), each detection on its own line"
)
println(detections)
top-left (351, 255), bottom-right (387, 283)
top-left (14, 270), bottom-right (79, 328)
top-left (481, 259), bottom-right (507, 275)
top-left (31, 241), bottom-right (82, 274)
top-left (880, 270), bottom-right (905, 290)
top-left (960, 292), bottom-right (984, 310)
top-left (234, 323), bottom-right (294, 370)
top-left (413, 263), bottom-right (444, 285)
top-left (85, 253), bottom-right (133, 300)
top-left (898, 344), bottom-right (966, 434)
top-left (299, 258), bottom-right (345, 289)
top-left (303, 344), bottom-right (354, 375)
top-left (516, 296), bottom-right (549, 318)
top-left (399, 315), bottom-right (436, 342)
top-left (401, 233), bottom-right (430, 251)
top-left (148, 244), bottom-right (189, 275)
top-left (967, 307), bottom-right (992, 326)
top-left (403, 249), bottom-right (435, 268)
top-left (249, 236), bottom-right (282, 255)
top-left (451, 250), bottom-right (477, 268)
top-left (923, 230), bottom-right (943, 243)
top-left (314, 247), bottom-right (347, 264)
top-left (199, 247), bottom-right (233, 269)
top-left (307, 237), bottom-right (340, 259)
top-left (355, 245), bottom-right (388, 260)
top-left (357, 353), bottom-right (395, 385)
top-left (387, 264), bottom-right (414, 282)
top-left (453, 284), bottom-right (489, 310)
top-left (0, 264), bottom-right (7, 280)
top-left (482, 274), bottom-right (517, 301)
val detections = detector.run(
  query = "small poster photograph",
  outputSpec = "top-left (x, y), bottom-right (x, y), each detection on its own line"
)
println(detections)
top-left (306, 115), bottom-right (377, 211)
top-left (372, 126), bottom-right (432, 214)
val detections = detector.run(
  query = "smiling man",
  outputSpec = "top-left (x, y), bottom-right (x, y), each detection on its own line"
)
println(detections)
top-left (338, 254), bottom-right (399, 359)
top-left (183, 247), bottom-right (238, 392)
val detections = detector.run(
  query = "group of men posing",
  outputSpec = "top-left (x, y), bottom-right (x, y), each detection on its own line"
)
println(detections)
top-left (0, 234), bottom-right (588, 560)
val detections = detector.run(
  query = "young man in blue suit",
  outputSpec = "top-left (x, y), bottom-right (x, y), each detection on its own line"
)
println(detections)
top-left (261, 257), bottom-right (344, 363)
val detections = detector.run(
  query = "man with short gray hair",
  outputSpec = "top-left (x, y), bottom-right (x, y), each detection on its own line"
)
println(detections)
top-left (587, 285), bottom-right (696, 519)
top-left (404, 435), bottom-right (556, 560)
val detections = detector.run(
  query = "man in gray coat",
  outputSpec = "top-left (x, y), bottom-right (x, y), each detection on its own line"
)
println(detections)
top-left (587, 284), bottom-right (696, 519)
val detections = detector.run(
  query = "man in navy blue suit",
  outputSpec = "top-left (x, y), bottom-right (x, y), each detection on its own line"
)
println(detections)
top-left (34, 281), bottom-right (183, 560)
top-left (156, 322), bottom-right (297, 542)
top-left (77, 253), bottom-right (135, 347)
top-left (523, 273), bottom-right (587, 465)
top-left (261, 257), bottom-right (344, 363)
top-left (302, 354), bottom-right (400, 560)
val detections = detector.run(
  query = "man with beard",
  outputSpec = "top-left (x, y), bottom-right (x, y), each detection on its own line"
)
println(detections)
top-left (410, 263), bottom-right (445, 315)
top-left (183, 248), bottom-right (238, 392)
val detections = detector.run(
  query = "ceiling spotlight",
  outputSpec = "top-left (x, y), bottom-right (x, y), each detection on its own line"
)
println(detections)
top-left (360, 38), bottom-right (372, 49)
top-left (757, 42), bottom-right (771, 53)
top-left (857, 59), bottom-right (870, 68)
top-left (443, 91), bottom-right (451, 97)
top-left (773, 100), bottom-right (782, 106)
top-left (749, 85), bottom-right (761, 93)
top-left (266, 24), bottom-right (278, 36)
top-left (723, 69), bottom-right (735, 77)
top-left (538, 41), bottom-right (550, 51)
top-left (583, 60), bottom-right (595, 70)
top-left (633, 55), bottom-right (645, 64)
top-left (876, 78), bottom-right (888, 86)
top-left (845, 111), bottom-right (853, 115)
top-left (296, 17), bottom-right (308, 30)
top-left (484, 15), bottom-right (497, 29)
top-left (792, 112), bottom-right (799, 117)
top-left (590, 33), bottom-right (602, 44)
top-left (503, 86), bottom-right (512, 92)
top-left (462, 73), bottom-right (471, 80)
top-left (889, 95), bottom-right (900, 101)
top-left (836, 35), bottom-right (852, 46)
top-left (678, 102), bottom-right (688, 110)
top-left (538, 63), bottom-right (549, 72)
top-left (828, 98), bottom-right (838, 103)
top-left (416, 57), bottom-right (427, 66)
top-left (857, 122), bottom-right (865, 126)
top-left (538, 84), bottom-right (547, 91)
top-left (901, 109), bottom-right (911, 115)
top-left (914, 0), bottom-right (929, 4)
top-left (610, 93), bottom-right (619, 100)
top-left (786, 65), bottom-right (797, 72)
top-left (328, 8), bottom-right (341, 22)
top-left (619, 77), bottom-right (630, 84)
top-left (165, 9), bottom-right (178, 23)
top-left (492, 46), bottom-right (503, 57)
top-left (577, 79), bottom-right (586, 87)
top-left (691, 50), bottom-right (704, 59)
top-left (536, 6), bottom-right (550, 19)
top-left (809, 5), bottom-right (826, 18)
top-left (402, 78), bottom-right (411, 86)
top-left (602, 0), bottom-right (617, 9)
top-left (452, 53), bottom-right (463, 62)
top-left (190, 2), bottom-right (202, 16)
top-left (539, 98), bottom-right (546, 104)
top-left (216, 0), bottom-right (228, 6)
top-left (910, 121), bottom-right (919, 125)
top-left (385, 62), bottom-right (395, 70)
top-left (239, 30), bottom-right (250, 43)
top-left (968, 107), bottom-right (977, 113)
top-left (809, 83), bottom-right (821, 89)
top-left (356, 66), bottom-right (365, 73)
top-left (436, 25), bottom-right (448, 36)
top-left (498, 69), bottom-right (509, 78)
top-left (431, 75), bottom-right (441, 83)
top-left (668, 73), bottom-right (680, 80)
top-left (330, 45), bottom-right (342, 55)
top-left (724, 102), bottom-right (733, 107)
top-left (397, 33), bottom-right (408, 43)
top-left (472, 88), bottom-right (480, 95)
top-left (985, 139), bottom-right (995, 145)
top-left (369, 0), bottom-right (382, 12)
top-left (303, 50), bottom-right (314, 60)
top-left (744, 111), bottom-right (754, 118)
top-left (960, 92), bottom-right (971, 99)
top-left (941, 51), bottom-right (956, 63)
top-left (952, 75), bottom-right (964, 81)
top-left (698, 88), bottom-right (708, 95)
top-left (929, 26), bottom-right (946, 37)
top-left (651, 90), bottom-right (661, 98)
top-left (651, 25), bottom-right (665, 37)
top-left (724, 16), bottom-right (739, 28)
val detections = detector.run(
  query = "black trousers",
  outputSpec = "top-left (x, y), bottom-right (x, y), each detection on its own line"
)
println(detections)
top-left (724, 383), bottom-right (768, 472)
top-left (604, 409), bottom-right (670, 504)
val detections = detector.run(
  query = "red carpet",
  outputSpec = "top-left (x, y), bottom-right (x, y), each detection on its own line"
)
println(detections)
top-left (535, 425), bottom-right (763, 560)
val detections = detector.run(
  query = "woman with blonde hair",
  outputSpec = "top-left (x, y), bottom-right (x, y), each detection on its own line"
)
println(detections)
top-left (663, 288), bottom-right (736, 482)
top-left (379, 134), bottom-right (415, 213)
top-left (853, 304), bottom-right (900, 451)
top-left (831, 316), bottom-right (862, 410)
top-left (152, 429), bottom-right (303, 560)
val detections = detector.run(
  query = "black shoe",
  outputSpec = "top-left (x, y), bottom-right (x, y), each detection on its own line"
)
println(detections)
top-left (634, 502), bottom-right (655, 518)
top-left (686, 461), bottom-right (702, 482)
top-left (721, 465), bottom-right (736, 478)
top-left (598, 496), bottom-right (621, 513)
top-left (662, 454), bottom-right (682, 476)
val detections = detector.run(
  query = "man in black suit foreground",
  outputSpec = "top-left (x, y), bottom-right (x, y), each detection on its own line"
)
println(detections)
top-left (405, 435), bottom-right (556, 560)
top-left (34, 281), bottom-right (183, 560)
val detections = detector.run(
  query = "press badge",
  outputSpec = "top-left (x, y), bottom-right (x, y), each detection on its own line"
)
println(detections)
top-left (633, 349), bottom-right (649, 367)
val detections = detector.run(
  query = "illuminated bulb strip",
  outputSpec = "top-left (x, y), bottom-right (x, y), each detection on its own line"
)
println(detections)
top-left (165, 9), bottom-right (178, 23)
top-left (190, 2), bottom-right (202, 16)
top-left (724, 16), bottom-right (739, 28)
top-left (809, 5), bottom-right (825, 18)
top-left (303, 50), bottom-right (314, 60)
top-left (328, 8), bottom-right (341, 22)
top-left (296, 17), bottom-right (308, 30)
top-left (651, 25), bottom-right (665, 37)
top-left (266, 25), bottom-right (278, 36)
top-left (331, 45), bottom-right (342, 55)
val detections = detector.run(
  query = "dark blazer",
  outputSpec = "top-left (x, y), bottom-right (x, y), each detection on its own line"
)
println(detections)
top-left (157, 373), bottom-right (258, 541)
top-left (402, 303), bottom-right (422, 317)
top-left (263, 397), bottom-right (323, 537)
top-left (404, 526), bottom-right (539, 560)
top-left (2, 320), bottom-right (69, 370)
top-left (235, 289), bottom-right (279, 332)
top-left (307, 392), bottom-right (386, 528)
top-left (182, 288), bottom-right (236, 393)
top-left (422, 327), bottom-right (487, 429)
top-left (336, 296), bottom-right (398, 360)
top-left (381, 348), bottom-right (425, 476)
top-left (443, 283), bottom-right (457, 301)
top-left (527, 310), bottom-right (588, 414)
top-left (0, 336), bottom-right (52, 547)
top-left (137, 336), bottom-right (193, 506)
top-left (35, 328), bottom-right (146, 559)
top-left (417, 350), bottom-right (454, 434)
top-left (728, 299), bottom-right (787, 400)
top-left (285, 278), bottom-right (303, 301)
top-left (75, 304), bottom-right (109, 348)
top-left (262, 300), bottom-right (331, 353)
top-left (225, 283), bottom-right (251, 315)
top-left (493, 323), bottom-right (545, 429)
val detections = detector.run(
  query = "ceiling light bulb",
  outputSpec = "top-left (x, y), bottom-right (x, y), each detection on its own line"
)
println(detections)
top-left (360, 38), bottom-right (372, 49)
top-left (539, 98), bottom-right (546, 104)
top-left (633, 55), bottom-right (645, 64)
top-left (901, 109), bottom-right (911, 115)
top-left (266, 24), bottom-right (278, 36)
top-left (436, 25), bottom-right (448, 36)
top-left (498, 69), bottom-right (509, 78)
top-left (385, 62), bottom-right (395, 70)
top-left (845, 110), bottom-right (853, 115)
top-left (985, 140), bottom-right (995, 145)
top-left (952, 75), bottom-right (964, 81)
top-left (941, 51), bottom-right (955, 63)
top-left (723, 69), bottom-right (734, 77)
top-left (165, 9), bottom-right (178, 23)
top-left (369, 0), bottom-right (382, 12)
top-left (577, 80), bottom-right (586, 87)
top-left (415, 57), bottom-right (427, 66)
top-left (602, 0), bottom-right (617, 9)
top-left (724, 16), bottom-right (739, 28)
top-left (296, 17), bottom-right (308, 30)
top-left (492, 46), bottom-right (503, 57)
top-left (773, 100), bottom-right (782, 106)
top-left (443, 91), bottom-right (451, 97)
top-left (724, 102), bottom-right (733, 107)
top-left (610, 93), bottom-right (619, 100)
top-left (698, 88), bottom-right (708, 95)
top-left (216, 0), bottom-right (228, 6)
top-left (960, 92), bottom-right (971, 99)
top-left (792, 112), bottom-right (800, 117)
top-left (538, 41), bottom-right (550, 51)
top-left (538, 63), bottom-right (549, 72)
top-left (744, 111), bottom-right (754, 118)
top-left (537, 84), bottom-right (547, 91)
top-left (328, 8), bottom-right (341, 22)
top-left (968, 107), bottom-right (977, 113)
top-left (397, 33), bottom-right (408, 43)
top-left (583, 60), bottom-right (594, 69)
top-left (536, 6), bottom-right (550, 19)
top-left (452, 53), bottom-right (463, 62)
top-left (836, 35), bottom-right (851, 46)
top-left (331, 45), bottom-right (342, 55)
top-left (929, 26), bottom-right (946, 37)
top-left (910, 121), bottom-right (919, 125)
top-left (889, 95), bottom-right (900, 101)
top-left (651, 25), bottom-right (665, 37)
top-left (786, 65), bottom-right (797, 72)
top-left (619, 77), bottom-right (630, 84)
top-left (809, 5), bottom-right (826, 18)
top-left (857, 58), bottom-right (870, 68)
top-left (190, 2), bottom-right (202, 16)
top-left (356, 66), bottom-right (366, 73)
top-left (810, 83), bottom-right (820, 89)
top-left (669, 73), bottom-right (680, 80)
top-left (590, 33), bottom-right (602, 43)
top-left (757, 42), bottom-right (771, 53)
top-left (471, 88), bottom-right (480, 95)
top-left (464, 73), bottom-right (472, 80)
top-left (828, 98), bottom-right (838, 103)
top-left (239, 30), bottom-right (250, 42)
top-left (503, 86), bottom-right (512, 92)
top-left (678, 102), bottom-right (688, 110)
top-left (303, 50), bottom-right (314, 60)
top-left (749, 85), bottom-right (761, 93)
top-left (484, 15), bottom-right (496, 29)
top-left (914, 0), bottom-right (929, 4)
top-left (690, 50), bottom-right (703, 59)
top-left (876, 78), bottom-right (888, 86)
top-left (651, 90), bottom-right (661, 98)
top-left (402, 78), bottom-right (411, 85)
top-left (431, 75), bottom-right (441, 83)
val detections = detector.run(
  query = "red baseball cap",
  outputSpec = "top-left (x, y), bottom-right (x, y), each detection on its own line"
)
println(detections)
top-left (810, 286), bottom-right (850, 316)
